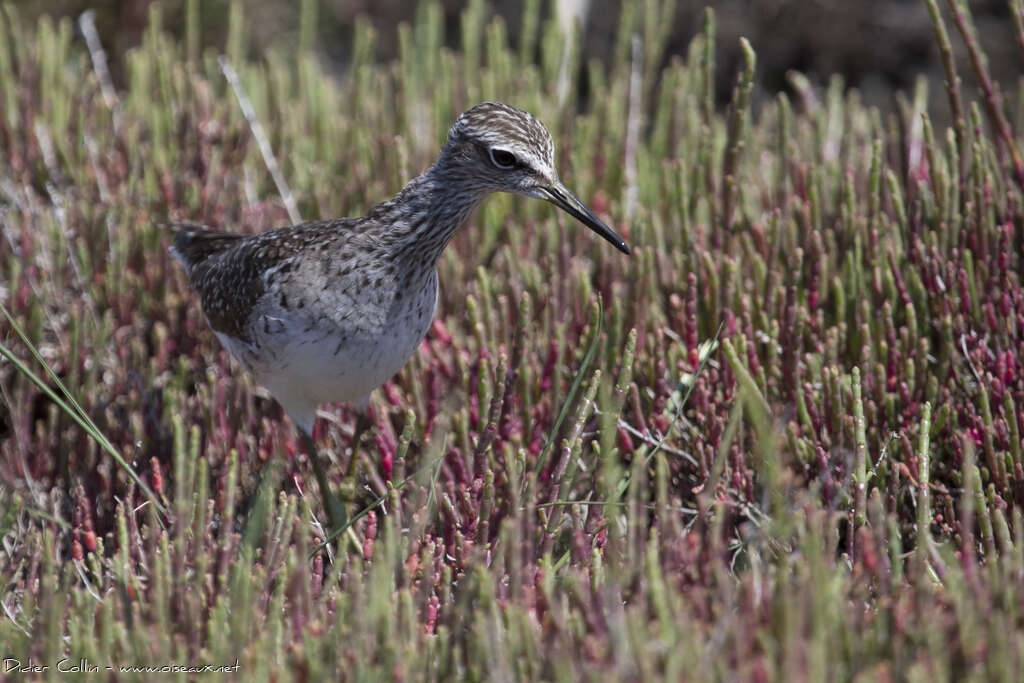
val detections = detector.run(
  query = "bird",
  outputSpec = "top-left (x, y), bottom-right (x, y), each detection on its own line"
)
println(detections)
top-left (170, 101), bottom-right (629, 530)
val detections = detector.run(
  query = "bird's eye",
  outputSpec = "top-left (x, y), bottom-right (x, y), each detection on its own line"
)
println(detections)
top-left (489, 148), bottom-right (517, 169)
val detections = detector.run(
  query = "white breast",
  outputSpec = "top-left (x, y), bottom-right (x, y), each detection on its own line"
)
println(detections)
top-left (219, 269), bottom-right (439, 421)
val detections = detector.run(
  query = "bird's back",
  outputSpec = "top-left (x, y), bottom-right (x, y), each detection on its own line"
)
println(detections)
top-left (170, 220), bottom-right (355, 342)
top-left (170, 223), bottom-right (275, 343)
top-left (169, 218), bottom-right (438, 415)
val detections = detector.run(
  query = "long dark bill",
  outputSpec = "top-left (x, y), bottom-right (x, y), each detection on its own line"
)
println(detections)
top-left (542, 183), bottom-right (630, 255)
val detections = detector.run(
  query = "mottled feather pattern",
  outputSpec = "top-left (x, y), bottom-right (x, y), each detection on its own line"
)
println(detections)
top-left (172, 102), bottom-right (624, 435)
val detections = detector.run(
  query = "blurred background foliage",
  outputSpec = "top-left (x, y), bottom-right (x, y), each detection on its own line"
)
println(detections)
top-left (11, 0), bottom-right (1020, 119)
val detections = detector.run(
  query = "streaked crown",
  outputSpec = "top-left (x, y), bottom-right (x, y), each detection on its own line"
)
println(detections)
top-left (440, 102), bottom-right (557, 194)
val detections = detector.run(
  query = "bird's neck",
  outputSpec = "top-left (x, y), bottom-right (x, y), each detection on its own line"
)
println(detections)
top-left (371, 158), bottom-right (489, 266)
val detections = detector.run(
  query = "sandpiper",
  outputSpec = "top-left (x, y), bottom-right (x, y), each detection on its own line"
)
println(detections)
top-left (171, 102), bottom-right (629, 529)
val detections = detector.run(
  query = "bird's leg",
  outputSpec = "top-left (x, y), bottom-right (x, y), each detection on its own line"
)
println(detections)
top-left (344, 410), bottom-right (374, 479)
top-left (301, 429), bottom-right (348, 531)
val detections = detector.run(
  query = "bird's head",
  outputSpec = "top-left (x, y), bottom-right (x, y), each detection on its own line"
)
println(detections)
top-left (439, 102), bottom-right (630, 255)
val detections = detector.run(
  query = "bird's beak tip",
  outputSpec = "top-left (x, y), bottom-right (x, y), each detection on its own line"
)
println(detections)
top-left (542, 184), bottom-right (631, 256)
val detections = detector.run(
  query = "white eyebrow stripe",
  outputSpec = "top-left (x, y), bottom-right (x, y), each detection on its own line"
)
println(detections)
top-left (450, 102), bottom-right (556, 176)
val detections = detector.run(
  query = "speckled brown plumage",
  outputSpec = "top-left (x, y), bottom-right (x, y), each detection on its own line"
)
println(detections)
top-left (171, 102), bottom-right (628, 438)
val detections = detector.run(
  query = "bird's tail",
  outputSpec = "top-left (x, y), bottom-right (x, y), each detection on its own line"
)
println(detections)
top-left (168, 223), bottom-right (242, 275)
